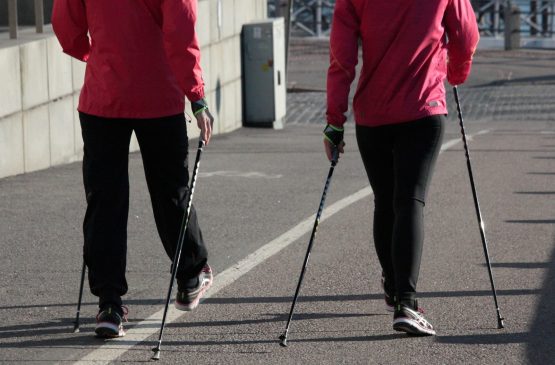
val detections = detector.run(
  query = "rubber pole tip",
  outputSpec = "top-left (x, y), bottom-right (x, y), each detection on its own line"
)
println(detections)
top-left (151, 348), bottom-right (161, 361)
top-left (498, 318), bottom-right (505, 329)
top-left (73, 324), bottom-right (80, 333)
top-left (279, 334), bottom-right (288, 347)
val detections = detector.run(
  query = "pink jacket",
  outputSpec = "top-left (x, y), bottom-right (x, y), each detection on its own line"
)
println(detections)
top-left (327, 0), bottom-right (479, 127)
top-left (52, 0), bottom-right (204, 119)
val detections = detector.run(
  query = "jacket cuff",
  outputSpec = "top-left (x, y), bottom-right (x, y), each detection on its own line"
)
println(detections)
top-left (325, 117), bottom-right (345, 129)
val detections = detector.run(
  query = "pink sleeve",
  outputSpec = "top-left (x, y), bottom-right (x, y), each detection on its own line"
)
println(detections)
top-left (444, 0), bottom-right (480, 85)
top-left (326, 0), bottom-right (359, 127)
top-left (162, 0), bottom-right (205, 101)
top-left (52, 0), bottom-right (90, 62)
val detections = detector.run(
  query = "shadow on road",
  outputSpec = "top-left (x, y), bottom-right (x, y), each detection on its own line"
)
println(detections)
top-left (0, 288), bottom-right (541, 311)
top-left (155, 333), bottom-right (404, 347)
top-left (505, 219), bottom-right (555, 224)
top-left (437, 332), bottom-right (528, 344)
top-left (0, 286), bottom-right (545, 349)
top-left (526, 237), bottom-right (555, 364)
top-left (489, 262), bottom-right (549, 269)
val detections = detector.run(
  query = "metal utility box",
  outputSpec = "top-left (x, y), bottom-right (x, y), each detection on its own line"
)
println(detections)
top-left (241, 18), bottom-right (286, 129)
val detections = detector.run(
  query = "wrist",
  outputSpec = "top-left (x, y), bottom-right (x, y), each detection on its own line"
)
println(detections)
top-left (326, 123), bottom-right (344, 132)
top-left (323, 123), bottom-right (344, 147)
top-left (192, 98), bottom-right (209, 116)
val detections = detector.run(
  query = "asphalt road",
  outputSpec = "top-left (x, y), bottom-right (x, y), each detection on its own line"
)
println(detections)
top-left (1, 117), bottom-right (554, 364)
top-left (1, 39), bottom-right (554, 364)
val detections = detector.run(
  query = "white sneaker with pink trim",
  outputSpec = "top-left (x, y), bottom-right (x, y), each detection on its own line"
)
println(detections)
top-left (175, 264), bottom-right (213, 311)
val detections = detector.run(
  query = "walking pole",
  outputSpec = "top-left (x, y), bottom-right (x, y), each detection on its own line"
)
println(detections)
top-left (151, 140), bottom-right (206, 360)
top-left (279, 149), bottom-right (339, 347)
top-left (453, 86), bottom-right (505, 329)
top-left (73, 261), bottom-right (86, 333)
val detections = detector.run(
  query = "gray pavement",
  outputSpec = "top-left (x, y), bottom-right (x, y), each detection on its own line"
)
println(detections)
top-left (286, 38), bottom-right (555, 124)
top-left (0, 38), bottom-right (554, 364)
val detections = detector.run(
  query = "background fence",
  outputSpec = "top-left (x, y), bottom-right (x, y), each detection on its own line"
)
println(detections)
top-left (3, 0), bottom-right (553, 41)
top-left (1, 0), bottom-right (49, 39)
top-left (267, 0), bottom-right (554, 40)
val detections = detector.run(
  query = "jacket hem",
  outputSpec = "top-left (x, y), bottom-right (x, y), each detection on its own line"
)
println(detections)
top-left (77, 105), bottom-right (186, 120)
top-left (354, 108), bottom-right (448, 127)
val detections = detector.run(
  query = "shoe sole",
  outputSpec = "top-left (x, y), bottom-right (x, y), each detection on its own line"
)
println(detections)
top-left (393, 318), bottom-right (435, 336)
top-left (175, 277), bottom-right (213, 311)
top-left (95, 322), bottom-right (125, 338)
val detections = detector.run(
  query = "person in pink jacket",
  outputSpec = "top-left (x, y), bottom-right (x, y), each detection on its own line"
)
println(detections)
top-left (52, 0), bottom-right (214, 338)
top-left (323, 0), bottom-right (479, 335)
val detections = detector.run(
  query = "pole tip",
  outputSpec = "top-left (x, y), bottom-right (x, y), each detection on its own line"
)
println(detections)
top-left (279, 334), bottom-right (288, 347)
top-left (151, 347), bottom-right (161, 360)
top-left (73, 322), bottom-right (80, 333)
top-left (498, 317), bottom-right (505, 329)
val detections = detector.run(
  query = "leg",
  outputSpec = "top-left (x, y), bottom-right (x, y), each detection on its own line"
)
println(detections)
top-left (133, 114), bottom-right (208, 286)
top-left (356, 124), bottom-right (396, 295)
top-left (80, 112), bottom-right (133, 309)
top-left (391, 115), bottom-right (444, 305)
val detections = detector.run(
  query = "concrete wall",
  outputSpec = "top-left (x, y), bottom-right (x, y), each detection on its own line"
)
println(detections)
top-left (0, 0), bottom-right (267, 179)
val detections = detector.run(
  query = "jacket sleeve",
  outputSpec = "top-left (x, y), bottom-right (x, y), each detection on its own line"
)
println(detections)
top-left (162, 0), bottom-right (205, 102)
top-left (444, 0), bottom-right (480, 85)
top-left (51, 0), bottom-right (90, 62)
top-left (326, 0), bottom-right (359, 128)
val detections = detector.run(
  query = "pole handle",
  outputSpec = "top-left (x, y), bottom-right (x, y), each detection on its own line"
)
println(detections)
top-left (331, 148), bottom-right (339, 166)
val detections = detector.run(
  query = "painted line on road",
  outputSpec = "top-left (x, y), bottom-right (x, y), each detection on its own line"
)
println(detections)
top-left (74, 130), bottom-right (490, 364)
top-left (199, 170), bottom-right (283, 179)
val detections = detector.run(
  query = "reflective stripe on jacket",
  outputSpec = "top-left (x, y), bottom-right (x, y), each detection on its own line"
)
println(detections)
top-left (327, 0), bottom-right (479, 127)
top-left (52, 0), bottom-right (204, 118)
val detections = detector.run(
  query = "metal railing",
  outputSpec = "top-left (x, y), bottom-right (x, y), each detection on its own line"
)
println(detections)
top-left (270, 0), bottom-right (334, 37)
top-left (269, 0), bottom-right (555, 38)
top-left (475, 0), bottom-right (554, 36)
top-left (5, 0), bottom-right (45, 39)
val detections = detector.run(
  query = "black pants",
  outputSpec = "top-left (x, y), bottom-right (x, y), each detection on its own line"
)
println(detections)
top-left (80, 112), bottom-right (208, 308)
top-left (356, 115), bottom-right (444, 305)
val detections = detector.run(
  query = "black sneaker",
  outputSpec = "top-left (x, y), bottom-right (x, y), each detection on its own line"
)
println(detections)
top-left (381, 275), bottom-right (395, 313)
top-left (95, 305), bottom-right (128, 338)
top-left (175, 264), bottom-right (213, 311)
top-left (393, 301), bottom-right (435, 336)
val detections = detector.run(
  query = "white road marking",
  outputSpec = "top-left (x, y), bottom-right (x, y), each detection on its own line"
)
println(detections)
top-left (440, 138), bottom-right (462, 151)
top-left (199, 171), bottom-right (283, 179)
top-left (73, 131), bottom-right (490, 364)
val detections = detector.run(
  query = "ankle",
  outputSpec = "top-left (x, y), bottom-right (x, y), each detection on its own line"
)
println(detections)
top-left (178, 277), bottom-right (199, 291)
top-left (396, 298), bottom-right (418, 310)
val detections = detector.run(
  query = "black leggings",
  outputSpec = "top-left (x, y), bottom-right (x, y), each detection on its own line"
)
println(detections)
top-left (80, 112), bottom-right (208, 309)
top-left (356, 115), bottom-right (444, 304)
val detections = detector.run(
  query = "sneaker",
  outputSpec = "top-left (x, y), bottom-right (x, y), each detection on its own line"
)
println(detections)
top-left (381, 275), bottom-right (395, 313)
top-left (95, 305), bottom-right (128, 338)
top-left (392, 301), bottom-right (435, 336)
top-left (175, 264), bottom-right (213, 311)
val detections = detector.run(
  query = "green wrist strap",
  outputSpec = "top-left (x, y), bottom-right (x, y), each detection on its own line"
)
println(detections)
top-left (193, 106), bottom-right (208, 116)
top-left (191, 98), bottom-right (208, 115)
top-left (327, 124), bottom-right (344, 132)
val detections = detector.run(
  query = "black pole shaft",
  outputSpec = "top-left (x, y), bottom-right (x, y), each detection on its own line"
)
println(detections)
top-left (279, 152), bottom-right (338, 347)
top-left (453, 86), bottom-right (504, 329)
top-left (73, 261), bottom-right (86, 333)
top-left (152, 140), bottom-right (206, 360)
